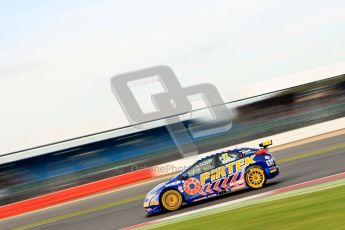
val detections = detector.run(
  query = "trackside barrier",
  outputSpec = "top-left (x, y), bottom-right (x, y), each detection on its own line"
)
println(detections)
top-left (1, 117), bottom-right (345, 219)
top-left (0, 168), bottom-right (153, 219)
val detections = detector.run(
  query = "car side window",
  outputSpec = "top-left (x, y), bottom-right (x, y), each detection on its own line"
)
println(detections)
top-left (187, 157), bottom-right (215, 177)
top-left (218, 152), bottom-right (240, 165)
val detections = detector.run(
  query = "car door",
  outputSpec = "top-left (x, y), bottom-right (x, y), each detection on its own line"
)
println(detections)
top-left (182, 156), bottom-right (217, 200)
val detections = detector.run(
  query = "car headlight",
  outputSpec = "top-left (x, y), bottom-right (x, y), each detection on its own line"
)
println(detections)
top-left (150, 194), bottom-right (159, 206)
top-left (144, 193), bottom-right (159, 207)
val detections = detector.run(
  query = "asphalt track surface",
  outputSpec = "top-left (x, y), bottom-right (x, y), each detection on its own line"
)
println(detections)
top-left (2, 134), bottom-right (345, 230)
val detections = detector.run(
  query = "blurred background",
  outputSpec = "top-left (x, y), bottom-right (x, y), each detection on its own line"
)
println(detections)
top-left (1, 74), bottom-right (344, 205)
top-left (2, 0), bottom-right (345, 153)
top-left (1, 0), bottom-right (345, 213)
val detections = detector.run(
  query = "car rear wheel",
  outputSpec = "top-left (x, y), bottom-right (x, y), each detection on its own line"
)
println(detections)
top-left (161, 190), bottom-right (183, 211)
top-left (245, 166), bottom-right (267, 189)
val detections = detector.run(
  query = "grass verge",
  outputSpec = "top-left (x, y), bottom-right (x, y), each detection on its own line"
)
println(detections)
top-left (152, 183), bottom-right (345, 230)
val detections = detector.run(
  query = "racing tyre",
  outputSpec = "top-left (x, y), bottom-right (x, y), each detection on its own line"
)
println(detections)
top-left (161, 190), bottom-right (183, 211)
top-left (245, 166), bottom-right (267, 189)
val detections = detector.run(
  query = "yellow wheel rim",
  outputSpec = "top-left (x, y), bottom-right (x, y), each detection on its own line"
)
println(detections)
top-left (246, 168), bottom-right (266, 189)
top-left (162, 190), bottom-right (182, 211)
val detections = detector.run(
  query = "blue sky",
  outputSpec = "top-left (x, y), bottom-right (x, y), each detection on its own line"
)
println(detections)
top-left (1, 0), bottom-right (345, 153)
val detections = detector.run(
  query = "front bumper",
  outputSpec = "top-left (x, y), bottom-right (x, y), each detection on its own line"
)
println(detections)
top-left (144, 204), bottom-right (162, 215)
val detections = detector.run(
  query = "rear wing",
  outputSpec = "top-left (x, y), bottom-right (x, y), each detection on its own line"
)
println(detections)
top-left (259, 140), bottom-right (273, 149)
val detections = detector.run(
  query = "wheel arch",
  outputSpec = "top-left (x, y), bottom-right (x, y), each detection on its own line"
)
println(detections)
top-left (246, 162), bottom-right (268, 175)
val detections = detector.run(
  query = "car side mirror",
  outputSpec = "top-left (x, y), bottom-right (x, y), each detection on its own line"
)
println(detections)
top-left (181, 173), bottom-right (189, 180)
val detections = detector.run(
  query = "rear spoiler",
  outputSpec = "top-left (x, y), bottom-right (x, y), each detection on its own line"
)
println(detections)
top-left (259, 140), bottom-right (273, 149)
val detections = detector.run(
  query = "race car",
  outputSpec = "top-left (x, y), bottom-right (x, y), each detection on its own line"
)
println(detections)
top-left (144, 140), bottom-right (279, 215)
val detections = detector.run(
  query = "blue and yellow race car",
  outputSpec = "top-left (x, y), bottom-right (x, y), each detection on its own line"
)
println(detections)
top-left (144, 140), bottom-right (279, 215)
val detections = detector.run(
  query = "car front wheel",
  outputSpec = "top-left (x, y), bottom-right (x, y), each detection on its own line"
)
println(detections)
top-left (161, 190), bottom-right (183, 211)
